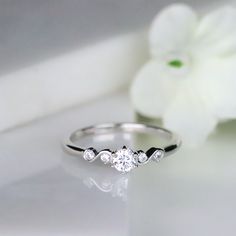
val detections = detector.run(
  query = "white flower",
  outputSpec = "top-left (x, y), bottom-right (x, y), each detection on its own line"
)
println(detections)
top-left (131, 4), bottom-right (236, 146)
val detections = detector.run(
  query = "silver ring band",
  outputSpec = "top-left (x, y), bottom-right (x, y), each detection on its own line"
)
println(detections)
top-left (63, 122), bottom-right (181, 173)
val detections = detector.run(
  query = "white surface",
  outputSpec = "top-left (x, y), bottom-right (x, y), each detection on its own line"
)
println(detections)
top-left (0, 92), bottom-right (236, 235)
top-left (0, 32), bottom-right (147, 132)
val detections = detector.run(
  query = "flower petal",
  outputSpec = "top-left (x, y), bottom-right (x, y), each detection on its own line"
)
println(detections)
top-left (130, 60), bottom-right (182, 117)
top-left (149, 4), bottom-right (197, 58)
top-left (163, 81), bottom-right (217, 146)
top-left (194, 6), bottom-right (236, 57)
top-left (196, 58), bottom-right (236, 119)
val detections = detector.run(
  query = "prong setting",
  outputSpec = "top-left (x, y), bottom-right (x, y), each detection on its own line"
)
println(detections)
top-left (112, 147), bottom-right (137, 173)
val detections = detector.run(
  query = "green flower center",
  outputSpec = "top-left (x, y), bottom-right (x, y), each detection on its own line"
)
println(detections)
top-left (168, 59), bottom-right (183, 68)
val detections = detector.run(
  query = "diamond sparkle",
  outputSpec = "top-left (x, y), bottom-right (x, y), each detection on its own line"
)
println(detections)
top-left (100, 151), bottom-right (112, 164)
top-left (138, 152), bottom-right (148, 163)
top-left (112, 148), bottom-right (137, 173)
top-left (152, 149), bottom-right (164, 162)
top-left (83, 149), bottom-right (96, 161)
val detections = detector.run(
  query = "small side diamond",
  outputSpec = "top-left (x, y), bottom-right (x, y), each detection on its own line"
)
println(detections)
top-left (137, 152), bottom-right (148, 164)
top-left (152, 149), bottom-right (164, 162)
top-left (100, 152), bottom-right (112, 164)
top-left (83, 149), bottom-right (96, 161)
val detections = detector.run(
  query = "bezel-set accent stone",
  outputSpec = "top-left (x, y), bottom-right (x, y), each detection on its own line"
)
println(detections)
top-left (100, 151), bottom-right (112, 164)
top-left (152, 149), bottom-right (164, 162)
top-left (137, 152), bottom-right (148, 164)
top-left (112, 147), bottom-right (137, 173)
top-left (83, 149), bottom-right (96, 161)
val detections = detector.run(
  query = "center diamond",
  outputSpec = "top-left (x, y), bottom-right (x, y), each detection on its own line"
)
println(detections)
top-left (112, 147), bottom-right (137, 173)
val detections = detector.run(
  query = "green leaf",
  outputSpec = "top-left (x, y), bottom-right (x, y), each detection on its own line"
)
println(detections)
top-left (168, 59), bottom-right (183, 68)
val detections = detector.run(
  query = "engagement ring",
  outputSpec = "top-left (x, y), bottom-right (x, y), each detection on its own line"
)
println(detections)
top-left (63, 123), bottom-right (181, 173)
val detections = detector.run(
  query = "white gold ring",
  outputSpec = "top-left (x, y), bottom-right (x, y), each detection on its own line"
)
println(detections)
top-left (63, 122), bottom-right (181, 173)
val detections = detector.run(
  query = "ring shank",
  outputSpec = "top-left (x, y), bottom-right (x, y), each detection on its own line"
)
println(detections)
top-left (64, 123), bottom-right (181, 157)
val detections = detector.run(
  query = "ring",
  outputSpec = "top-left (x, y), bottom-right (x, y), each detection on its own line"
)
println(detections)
top-left (63, 122), bottom-right (181, 173)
